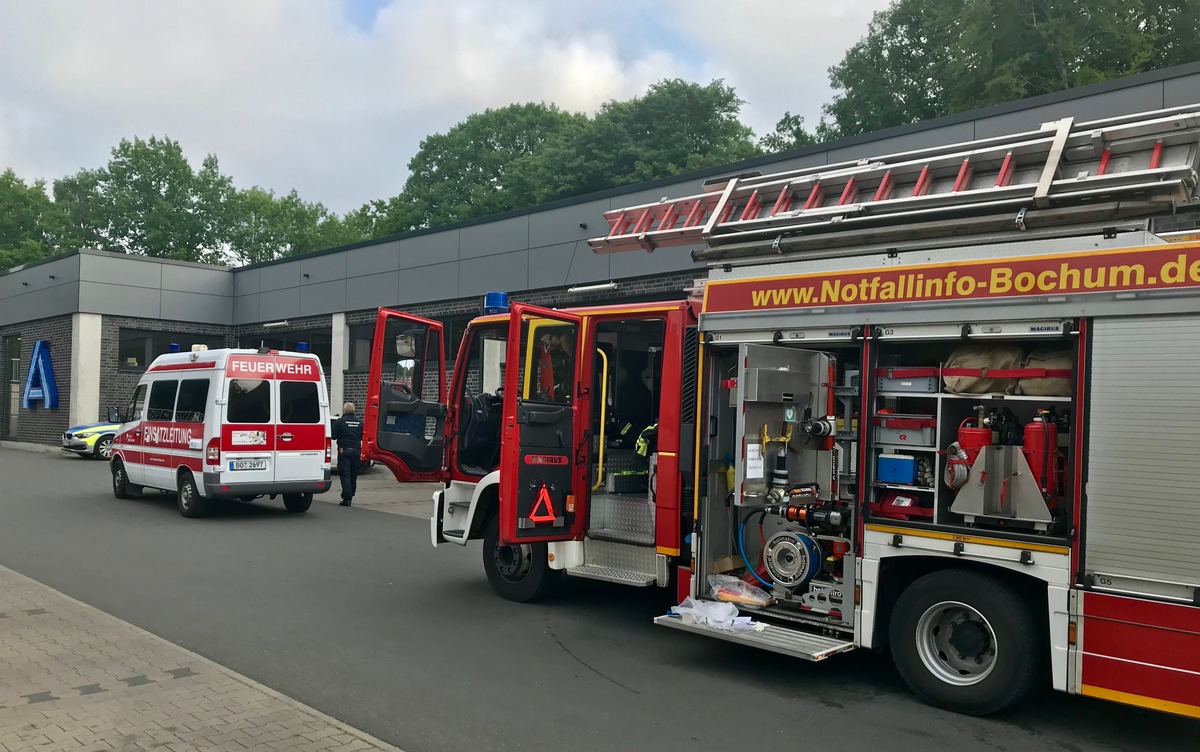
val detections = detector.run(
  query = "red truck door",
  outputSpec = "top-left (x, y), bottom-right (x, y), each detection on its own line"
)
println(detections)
top-left (499, 303), bottom-right (590, 544)
top-left (363, 309), bottom-right (447, 483)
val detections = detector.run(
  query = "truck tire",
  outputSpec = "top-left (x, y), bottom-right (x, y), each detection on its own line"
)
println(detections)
top-left (889, 569), bottom-right (1042, 716)
top-left (283, 493), bottom-right (313, 513)
top-left (482, 513), bottom-right (561, 602)
top-left (177, 471), bottom-right (207, 519)
top-left (111, 459), bottom-right (137, 499)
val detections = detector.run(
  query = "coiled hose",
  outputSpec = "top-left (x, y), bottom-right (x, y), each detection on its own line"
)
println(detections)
top-left (944, 442), bottom-right (970, 489)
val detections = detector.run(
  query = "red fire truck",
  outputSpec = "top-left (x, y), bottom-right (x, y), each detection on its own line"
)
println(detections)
top-left (364, 106), bottom-right (1200, 718)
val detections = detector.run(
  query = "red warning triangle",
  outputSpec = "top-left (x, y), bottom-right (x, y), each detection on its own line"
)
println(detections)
top-left (528, 483), bottom-right (558, 524)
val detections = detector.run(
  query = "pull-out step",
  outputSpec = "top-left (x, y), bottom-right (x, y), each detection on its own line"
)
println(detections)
top-left (567, 565), bottom-right (657, 586)
top-left (653, 615), bottom-right (855, 662)
top-left (588, 492), bottom-right (655, 546)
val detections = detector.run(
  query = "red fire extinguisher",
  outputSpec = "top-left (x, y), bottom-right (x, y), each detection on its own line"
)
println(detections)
top-left (1022, 410), bottom-right (1058, 498)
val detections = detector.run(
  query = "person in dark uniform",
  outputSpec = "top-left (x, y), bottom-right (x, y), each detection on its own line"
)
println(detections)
top-left (331, 402), bottom-right (363, 506)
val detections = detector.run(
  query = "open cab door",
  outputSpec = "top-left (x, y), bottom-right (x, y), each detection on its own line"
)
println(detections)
top-left (500, 303), bottom-right (590, 544)
top-left (363, 309), bottom-right (447, 483)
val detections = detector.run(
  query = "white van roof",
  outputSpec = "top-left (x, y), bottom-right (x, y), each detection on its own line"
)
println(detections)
top-left (146, 348), bottom-right (323, 373)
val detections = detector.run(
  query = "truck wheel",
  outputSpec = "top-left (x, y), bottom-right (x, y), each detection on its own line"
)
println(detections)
top-left (111, 460), bottom-right (134, 499)
top-left (177, 471), bottom-right (207, 518)
top-left (283, 493), bottom-right (313, 513)
top-left (890, 570), bottom-right (1042, 716)
top-left (482, 513), bottom-right (561, 603)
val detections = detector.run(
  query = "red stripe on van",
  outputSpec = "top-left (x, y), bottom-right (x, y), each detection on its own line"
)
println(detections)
top-left (147, 362), bottom-right (216, 372)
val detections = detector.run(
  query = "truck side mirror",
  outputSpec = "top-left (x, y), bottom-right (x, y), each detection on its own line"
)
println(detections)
top-left (107, 406), bottom-right (121, 423)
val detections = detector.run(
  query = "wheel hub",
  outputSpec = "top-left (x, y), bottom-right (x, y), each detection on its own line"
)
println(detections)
top-left (915, 600), bottom-right (998, 686)
top-left (493, 543), bottom-right (532, 581)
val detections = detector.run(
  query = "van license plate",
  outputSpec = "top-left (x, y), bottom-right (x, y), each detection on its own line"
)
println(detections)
top-left (230, 459), bottom-right (267, 471)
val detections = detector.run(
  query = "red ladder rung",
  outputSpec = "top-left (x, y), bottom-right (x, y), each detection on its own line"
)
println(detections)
top-left (739, 190), bottom-right (762, 221)
top-left (1096, 148), bottom-right (1112, 176)
top-left (952, 158), bottom-right (972, 192)
top-left (994, 152), bottom-right (1014, 187)
top-left (872, 172), bottom-right (894, 202)
top-left (631, 208), bottom-right (653, 235)
top-left (608, 212), bottom-right (627, 236)
top-left (656, 204), bottom-right (678, 232)
top-left (1149, 140), bottom-right (1163, 169)
top-left (683, 200), bottom-right (705, 227)
top-left (769, 188), bottom-right (793, 216)
top-left (803, 182), bottom-right (824, 211)
top-left (837, 178), bottom-right (858, 206)
top-left (717, 200), bottom-right (736, 225)
top-left (912, 166), bottom-right (932, 197)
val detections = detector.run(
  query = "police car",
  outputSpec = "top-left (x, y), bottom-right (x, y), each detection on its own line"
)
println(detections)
top-left (62, 421), bottom-right (122, 459)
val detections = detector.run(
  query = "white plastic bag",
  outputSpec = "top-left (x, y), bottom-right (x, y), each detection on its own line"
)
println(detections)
top-left (707, 574), bottom-right (774, 607)
top-left (670, 596), bottom-right (760, 632)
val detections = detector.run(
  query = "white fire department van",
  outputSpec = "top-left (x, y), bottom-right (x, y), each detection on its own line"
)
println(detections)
top-left (108, 347), bottom-right (333, 517)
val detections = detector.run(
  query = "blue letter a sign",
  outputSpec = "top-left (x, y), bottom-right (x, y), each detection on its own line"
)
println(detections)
top-left (22, 340), bottom-right (58, 409)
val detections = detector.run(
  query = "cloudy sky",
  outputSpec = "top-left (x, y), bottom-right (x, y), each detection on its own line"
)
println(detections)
top-left (0, 0), bottom-right (890, 213)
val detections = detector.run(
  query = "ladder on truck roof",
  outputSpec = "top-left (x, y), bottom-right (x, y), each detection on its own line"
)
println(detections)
top-left (587, 106), bottom-right (1200, 260)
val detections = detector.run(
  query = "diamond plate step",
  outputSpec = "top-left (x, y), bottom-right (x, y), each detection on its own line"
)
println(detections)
top-left (588, 527), bottom-right (654, 546)
top-left (653, 615), bottom-right (856, 662)
top-left (567, 565), bottom-right (657, 586)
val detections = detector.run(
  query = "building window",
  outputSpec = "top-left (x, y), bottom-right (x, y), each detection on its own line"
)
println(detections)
top-left (118, 329), bottom-right (224, 371)
top-left (444, 316), bottom-right (472, 361)
top-left (251, 329), bottom-right (332, 374)
top-left (349, 324), bottom-right (374, 370)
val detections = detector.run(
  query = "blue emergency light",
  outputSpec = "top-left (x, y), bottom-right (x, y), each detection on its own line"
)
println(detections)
top-left (483, 291), bottom-right (509, 315)
top-left (296, 341), bottom-right (310, 353)
top-left (169, 343), bottom-right (181, 353)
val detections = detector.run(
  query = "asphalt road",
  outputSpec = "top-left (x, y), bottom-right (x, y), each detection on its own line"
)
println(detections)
top-left (0, 448), bottom-right (1193, 752)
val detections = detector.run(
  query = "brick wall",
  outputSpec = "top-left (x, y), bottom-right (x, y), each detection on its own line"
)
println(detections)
top-left (0, 314), bottom-right (76, 445)
top-left (234, 314), bottom-right (333, 393)
top-left (99, 316), bottom-right (235, 415)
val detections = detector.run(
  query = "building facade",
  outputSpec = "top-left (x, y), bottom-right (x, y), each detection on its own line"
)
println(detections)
top-left (5, 63), bottom-right (1200, 445)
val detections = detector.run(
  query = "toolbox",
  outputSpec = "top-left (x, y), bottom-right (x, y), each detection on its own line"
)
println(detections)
top-left (874, 414), bottom-right (937, 447)
top-left (877, 454), bottom-right (920, 485)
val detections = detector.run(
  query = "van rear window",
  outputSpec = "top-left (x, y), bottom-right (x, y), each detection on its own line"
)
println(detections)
top-left (228, 379), bottom-right (271, 423)
top-left (280, 382), bottom-right (320, 424)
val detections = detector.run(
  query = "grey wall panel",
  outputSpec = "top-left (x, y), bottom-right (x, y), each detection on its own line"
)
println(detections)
top-left (347, 271), bottom-right (400, 309)
top-left (609, 243), bottom-right (703, 278)
top-left (297, 279), bottom-right (348, 316)
top-left (257, 288), bottom-right (300, 322)
top-left (399, 263), bottom-right (460, 304)
top-left (529, 201), bottom-right (608, 248)
top-left (258, 263), bottom-right (303, 292)
top-left (79, 280), bottom-right (160, 317)
top-left (528, 242), bottom-right (609, 289)
top-left (348, 241), bottom-right (401, 276)
top-left (459, 217), bottom-right (528, 258)
top-left (825, 123), bottom-right (977, 162)
top-left (234, 268), bottom-right (260, 296)
top-left (1164, 74), bottom-right (1200, 107)
top-left (169, 292), bottom-right (233, 325)
top-left (0, 282), bottom-right (79, 322)
top-left (0, 257), bottom-right (79, 300)
top-left (233, 293), bottom-right (260, 324)
top-left (395, 231), bottom-right (459, 268)
top-left (300, 251), bottom-right (348, 282)
top-left (161, 263), bottom-right (232, 298)
top-left (974, 85), bottom-right (1165, 139)
top-left (459, 251), bottom-right (528, 297)
top-left (79, 253), bottom-right (161, 289)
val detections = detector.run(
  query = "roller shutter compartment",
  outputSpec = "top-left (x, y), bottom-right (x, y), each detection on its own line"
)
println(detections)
top-left (1085, 315), bottom-right (1200, 602)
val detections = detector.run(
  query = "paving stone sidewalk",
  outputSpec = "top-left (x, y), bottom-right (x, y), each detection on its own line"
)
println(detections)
top-left (0, 565), bottom-right (405, 751)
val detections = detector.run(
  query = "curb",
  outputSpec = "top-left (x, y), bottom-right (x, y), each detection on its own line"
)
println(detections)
top-left (0, 440), bottom-right (64, 455)
top-left (1, 564), bottom-right (408, 752)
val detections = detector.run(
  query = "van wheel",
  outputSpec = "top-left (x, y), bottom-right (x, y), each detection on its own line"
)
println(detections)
top-left (177, 472), bottom-right (207, 518)
top-left (481, 513), bottom-right (561, 602)
top-left (111, 460), bottom-right (138, 499)
top-left (889, 570), bottom-right (1042, 716)
top-left (283, 493), bottom-right (312, 513)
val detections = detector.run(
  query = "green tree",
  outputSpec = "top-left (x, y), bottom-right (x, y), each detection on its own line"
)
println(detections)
top-left (0, 169), bottom-right (76, 270)
top-left (510, 79), bottom-right (760, 204)
top-left (225, 187), bottom-right (362, 265)
top-left (55, 136), bottom-right (235, 263)
top-left (759, 112), bottom-right (818, 153)
top-left (824, 0), bottom-right (1200, 138)
top-left (402, 102), bottom-right (584, 229)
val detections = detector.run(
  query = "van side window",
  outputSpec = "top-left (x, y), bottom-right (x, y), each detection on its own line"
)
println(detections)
top-left (146, 380), bottom-right (178, 422)
top-left (175, 379), bottom-right (210, 423)
top-left (128, 384), bottom-right (147, 422)
top-left (228, 379), bottom-right (270, 424)
top-left (279, 382), bottom-right (320, 424)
